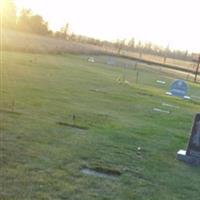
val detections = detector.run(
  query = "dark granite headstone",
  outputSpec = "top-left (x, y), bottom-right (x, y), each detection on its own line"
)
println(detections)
top-left (177, 113), bottom-right (200, 165)
top-left (170, 80), bottom-right (188, 97)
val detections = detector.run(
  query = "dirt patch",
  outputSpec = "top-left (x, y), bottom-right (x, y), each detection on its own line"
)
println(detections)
top-left (65, 112), bottom-right (114, 128)
top-left (0, 109), bottom-right (22, 115)
top-left (80, 166), bottom-right (121, 179)
top-left (89, 89), bottom-right (107, 94)
top-left (137, 92), bottom-right (153, 97)
top-left (57, 122), bottom-right (89, 130)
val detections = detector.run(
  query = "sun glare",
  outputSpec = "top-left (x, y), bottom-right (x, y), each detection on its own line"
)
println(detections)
top-left (0, 0), bottom-right (5, 11)
top-left (9, 0), bottom-right (200, 52)
top-left (0, 0), bottom-right (12, 14)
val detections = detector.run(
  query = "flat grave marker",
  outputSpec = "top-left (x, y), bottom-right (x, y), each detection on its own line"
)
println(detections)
top-left (156, 80), bottom-right (166, 85)
top-left (153, 108), bottom-right (170, 114)
top-left (161, 102), bottom-right (179, 109)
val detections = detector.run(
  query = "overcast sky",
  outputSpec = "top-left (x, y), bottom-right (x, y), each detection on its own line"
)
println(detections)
top-left (15, 0), bottom-right (200, 52)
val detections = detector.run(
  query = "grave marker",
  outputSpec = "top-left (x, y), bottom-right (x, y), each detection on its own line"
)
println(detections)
top-left (107, 57), bottom-right (115, 65)
top-left (177, 113), bottom-right (200, 165)
top-left (166, 79), bottom-right (190, 99)
top-left (88, 57), bottom-right (95, 63)
top-left (153, 108), bottom-right (170, 114)
top-left (156, 80), bottom-right (166, 85)
top-left (161, 102), bottom-right (179, 109)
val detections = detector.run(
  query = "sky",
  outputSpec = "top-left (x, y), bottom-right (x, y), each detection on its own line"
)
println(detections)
top-left (15, 0), bottom-right (200, 52)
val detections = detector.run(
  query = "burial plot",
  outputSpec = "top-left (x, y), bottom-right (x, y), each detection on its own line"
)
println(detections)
top-left (166, 79), bottom-right (190, 99)
top-left (177, 113), bottom-right (200, 165)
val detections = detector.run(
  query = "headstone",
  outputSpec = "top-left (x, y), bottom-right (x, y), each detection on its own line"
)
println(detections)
top-left (177, 113), bottom-right (200, 165)
top-left (107, 57), bottom-right (115, 65)
top-left (166, 79), bottom-right (190, 99)
top-left (88, 57), bottom-right (95, 63)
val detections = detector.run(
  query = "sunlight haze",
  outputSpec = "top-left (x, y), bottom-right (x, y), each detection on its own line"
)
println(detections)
top-left (15, 0), bottom-right (200, 52)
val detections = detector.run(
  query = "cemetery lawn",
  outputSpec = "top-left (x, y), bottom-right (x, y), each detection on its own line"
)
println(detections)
top-left (1, 51), bottom-right (200, 200)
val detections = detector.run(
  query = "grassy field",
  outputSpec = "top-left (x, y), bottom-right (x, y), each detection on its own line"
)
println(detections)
top-left (123, 51), bottom-right (196, 70)
top-left (2, 29), bottom-right (108, 54)
top-left (1, 51), bottom-right (200, 200)
top-left (2, 29), bottom-right (198, 76)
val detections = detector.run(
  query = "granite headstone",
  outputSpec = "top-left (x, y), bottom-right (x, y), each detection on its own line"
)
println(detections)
top-left (170, 80), bottom-right (188, 98)
top-left (166, 79), bottom-right (190, 99)
top-left (177, 113), bottom-right (200, 165)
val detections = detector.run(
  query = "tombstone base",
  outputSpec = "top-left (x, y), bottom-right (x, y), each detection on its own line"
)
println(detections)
top-left (177, 150), bottom-right (200, 165)
top-left (166, 92), bottom-right (172, 96)
top-left (166, 92), bottom-right (191, 100)
top-left (183, 96), bottom-right (191, 100)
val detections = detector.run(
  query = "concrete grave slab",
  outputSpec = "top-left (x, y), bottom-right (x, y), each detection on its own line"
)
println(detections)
top-left (156, 80), bottom-right (166, 85)
top-left (161, 102), bottom-right (179, 109)
top-left (153, 108), bottom-right (170, 114)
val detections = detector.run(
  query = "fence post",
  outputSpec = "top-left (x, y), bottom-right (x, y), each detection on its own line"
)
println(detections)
top-left (194, 55), bottom-right (200, 83)
top-left (136, 71), bottom-right (139, 84)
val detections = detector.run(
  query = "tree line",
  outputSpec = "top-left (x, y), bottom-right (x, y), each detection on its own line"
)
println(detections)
top-left (1, 0), bottom-right (52, 35)
top-left (1, 0), bottom-right (196, 62)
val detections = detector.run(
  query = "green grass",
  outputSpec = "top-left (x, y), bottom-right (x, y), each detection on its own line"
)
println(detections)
top-left (1, 51), bottom-right (200, 200)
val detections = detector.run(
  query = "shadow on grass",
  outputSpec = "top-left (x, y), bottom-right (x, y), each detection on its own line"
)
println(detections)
top-left (80, 166), bottom-right (121, 179)
top-left (56, 121), bottom-right (89, 130)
